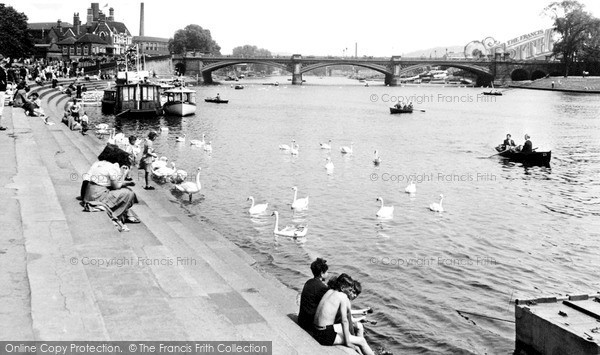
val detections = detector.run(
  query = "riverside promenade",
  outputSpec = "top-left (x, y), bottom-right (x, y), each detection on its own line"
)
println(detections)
top-left (0, 84), bottom-right (351, 354)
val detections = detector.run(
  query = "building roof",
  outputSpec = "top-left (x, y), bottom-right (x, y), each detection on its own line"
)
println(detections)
top-left (29, 22), bottom-right (73, 30)
top-left (133, 36), bottom-right (170, 43)
top-left (76, 33), bottom-right (108, 44)
top-left (57, 37), bottom-right (77, 45)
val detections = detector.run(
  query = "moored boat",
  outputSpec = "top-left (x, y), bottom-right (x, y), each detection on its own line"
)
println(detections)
top-left (162, 87), bottom-right (196, 116)
top-left (483, 91), bottom-right (503, 96)
top-left (234, 85), bottom-right (244, 90)
top-left (389, 107), bottom-right (413, 114)
top-left (494, 145), bottom-right (551, 166)
top-left (205, 97), bottom-right (229, 104)
top-left (101, 71), bottom-right (162, 117)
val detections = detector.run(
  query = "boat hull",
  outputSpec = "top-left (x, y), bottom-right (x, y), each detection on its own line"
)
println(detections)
top-left (205, 98), bottom-right (229, 104)
top-left (389, 107), bottom-right (413, 114)
top-left (495, 146), bottom-right (551, 166)
top-left (163, 102), bottom-right (196, 116)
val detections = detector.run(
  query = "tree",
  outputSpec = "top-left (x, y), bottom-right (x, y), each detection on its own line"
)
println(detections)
top-left (168, 25), bottom-right (221, 55)
top-left (0, 4), bottom-right (34, 59)
top-left (231, 45), bottom-right (273, 74)
top-left (544, 1), bottom-right (600, 76)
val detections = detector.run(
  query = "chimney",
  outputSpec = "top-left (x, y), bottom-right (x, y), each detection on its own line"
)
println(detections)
top-left (139, 2), bottom-right (145, 36)
top-left (57, 19), bottom-right (62, 34)
top-left (73, 13), bottom-right (80, 35)
top-left (92, 3), bottom-right (100, 21)
top-left (87, 8), bottom-right (93, 24)
top-left (108, 7), bottom-right (114, 21)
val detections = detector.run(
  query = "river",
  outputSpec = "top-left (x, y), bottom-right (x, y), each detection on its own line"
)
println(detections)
top-left (90, 76), bottom-right (600, 354)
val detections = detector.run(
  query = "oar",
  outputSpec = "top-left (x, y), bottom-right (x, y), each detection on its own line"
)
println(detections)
top-left (359, 319), bottom-right (378, 325)
top-left (456, 310), bottom-right (514, 323)
top-left (416, 108), bottom-right (426, 112)
top-left (489, 149), bottom-right (509, 158)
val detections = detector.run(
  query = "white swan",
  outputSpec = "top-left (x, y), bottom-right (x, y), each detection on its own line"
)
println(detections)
top-left (271, 211), bottom-right (308, 238)
top-left (95, 123), bottom-right (109, 130)
top-left (151, 156), bottom-right (169, 170)
top-left (405, 178), bottom-right (416, 194)
top-left (159, 126), bottom-right (169, 132)
top-left (291, 186), bottom-right (309, 210)
top-left (376, 197), bottom-right (394, 219)
top-left (152, 162), bottom-right (176, 182)
top-left (169, 168), bottom-right (188, 184)
top-left (373, 150), bottom-right (381, 165)
top-left (204, 141), bottom-right (213, 152)
top-left (340, 142), bottom-right (354, 154)
top-left (290, 142), bottom-right (299, 155)
top-left (176, 133), bottom-right (186, 142)
top-left (429, 194), bottom-right (444, 212)
top-left (247, 196), bottom-right (268, 214)
top-left (325, 157), bottom-right (334, 174)
top-left (174, 167), bottom-right (202, 202)
top-left (190, 134), bottom-right (205, 146)
top-left (279, 139), bottom-right (295, 150)
top-left (320, 139), bottom-right (332, 149)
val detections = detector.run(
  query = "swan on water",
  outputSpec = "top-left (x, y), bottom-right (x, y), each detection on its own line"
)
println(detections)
top-left (176, 133), bottom-right (186, 142)
top-left (190, 134), bottom-right (205, 146)
top-left (169, 168), bottom-right (188, 184)
top-left (152, 162), bottom-right (176, 182)
top-left (429, 194), bottom-right (444, 212)
top-left (291, 186), bottom-right (309, 210)
top-left (325, 157), bottom-right (334, 173)
top-left (376, 197), bottom-right (394, 219)
top-left (95, 123), bottom-right (109, 131)
top-left (373, 150), bottom-right (381, 165)
top-left (271, 211), bottom-right (308, 238)
top-left (174, 167), bottom-right (202, 202)
top-left (290, 142), bottom-right (299, 155)
top-left (151, 156), bottom-right (169, 170)
top-left (405, 178), bottom-right (416, 194)
top-left (247, 196), bottom-right (268, 214)
top-left (320, 139), bottom-right (332, 149)
top-left (340, 142), bottom-right (354, 154)
top-left (204, 141), bottom-right (213, 152)
top-left (279, 139), bottom-right (295, 150)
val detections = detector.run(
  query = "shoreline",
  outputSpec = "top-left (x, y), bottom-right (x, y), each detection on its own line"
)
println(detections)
top-left (508, 76), bottom-right (600, 94)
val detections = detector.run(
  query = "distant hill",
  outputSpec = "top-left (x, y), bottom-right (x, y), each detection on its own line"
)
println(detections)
top-left (402, 45), bottom-right (465, 58)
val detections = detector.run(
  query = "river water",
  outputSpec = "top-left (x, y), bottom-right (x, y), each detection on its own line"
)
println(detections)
top-left (91, 76), bottom-right (600, 354)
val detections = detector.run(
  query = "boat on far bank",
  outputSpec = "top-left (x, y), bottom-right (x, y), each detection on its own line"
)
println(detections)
top-left (389, 106), bottom-right (413, 114)
top-left (162, 87), bottom-right (196, 116)
top-left (205, 97), bottom-right (229, 104)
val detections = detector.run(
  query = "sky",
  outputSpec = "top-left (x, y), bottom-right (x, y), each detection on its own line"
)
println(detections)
top-left (5, 0), bottom-right (600, 56)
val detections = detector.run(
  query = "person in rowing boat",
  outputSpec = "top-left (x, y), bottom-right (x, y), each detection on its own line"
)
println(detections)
top-left (520, 134), bottom-right (533, 154)
top-left (408, 102), bottom-right (413, 109)
top-left (216, 93), bottom-right (221, 101)
top-left (502, 134), bottom-right (516, 151)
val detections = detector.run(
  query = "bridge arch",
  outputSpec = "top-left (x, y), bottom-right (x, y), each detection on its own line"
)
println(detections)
top-left (200, 60), bottom-right (290, 74)
top-left (300, 62), bottom-right (393, 76)
top-left (511, 68), bottom-right (529, 81)
top-left (531, 69), bottom-right (547, 81)
top-left (398, 63), bottom-right (493, 78)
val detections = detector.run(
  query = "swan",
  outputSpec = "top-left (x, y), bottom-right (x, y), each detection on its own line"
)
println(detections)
top-left (376, 197), bottom-right (394, 219)
top-left (325, 157), bottom-right (334, 173)
top-left (159, 126), bottom-right (169, 132)
top-left (95, 123), bottom-right (109, 130)
top-left (190, 134), bottom-right (205, 146)
top-left (291, 186), bottom-right (309, 210)
top-left (290, 142), bottom-right (299, 155)
top-left (169, 168), bottom-right (188, 184)
top-left (247, 196), bottom-right (268, 214)
top-left (271, 211), bottom-right (307, 238)
top-left (405, 178), bottom-right (416, 194)
top-left (340, 142), bottom-right (354, 154)
top-left (429, 194), bottom-right (444, 212)
top-left (320, 139), bottom-right (332, 149)
top-left (373, 150), bottom-right (381, 165)
top-left (174, 167), bottom-right (201, 202)
top-left (279, 139), bottom-right (295, 150)
top-left (176, 133), bottom-right (186, 142)
top-left (151, 156), bottom-right (169, 170)
top-left (152, 162), bottom-right (176, 182)
top-left (203, 141), bottom-right (213, 152)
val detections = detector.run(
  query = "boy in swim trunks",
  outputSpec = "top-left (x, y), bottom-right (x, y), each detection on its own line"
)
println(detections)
top-left (313, 273), bottom-right (374, 355)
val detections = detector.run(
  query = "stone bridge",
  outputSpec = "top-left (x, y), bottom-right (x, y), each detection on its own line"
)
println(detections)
top-left (169, 54), bottom-right (563, 86)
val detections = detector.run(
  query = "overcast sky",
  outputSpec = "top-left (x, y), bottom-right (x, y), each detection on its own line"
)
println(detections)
top-left (5, 0), bottom-right (600, 56)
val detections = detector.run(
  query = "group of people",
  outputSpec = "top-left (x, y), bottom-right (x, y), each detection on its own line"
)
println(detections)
top-left (298, 258), bottom-right (375, 355)
top-left (500, 133), bottom-right (533, 153)
top-left (61, 98), bottom-right (89, 134)
top-left (394, 101), bottom-right (413, 110)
